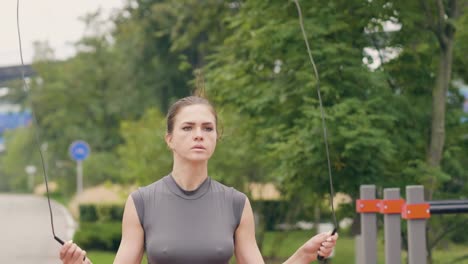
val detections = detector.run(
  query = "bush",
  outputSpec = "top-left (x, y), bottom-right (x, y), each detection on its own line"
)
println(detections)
top-left (79, 204), bottom-right (124, 222)
top-left (73, 222), bottom-right (122, 251)
top-left (79, 204), bottom-right (98, 222)
top-left (252, 201), bottom-right (289, 231)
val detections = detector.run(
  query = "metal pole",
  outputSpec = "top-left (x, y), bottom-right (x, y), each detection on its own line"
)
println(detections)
top-left (360, 185), bottom-right (377, 264)
top-left (355, 235), bottom-right (363, 264)
top-left (25, 165), bottom-right (37, 193)
top-left (28, 172), bottom-right (34, 192)
top-left (429, 200), bottom-right (468, 205)
top-left (77, 160), bottom-right (83, 194)
top-left (384, 188), bottom-right (401, 264)
top-left (430, 204), bottom-right (468, 214)
top-left (406, 185), bottom-right (427, 264)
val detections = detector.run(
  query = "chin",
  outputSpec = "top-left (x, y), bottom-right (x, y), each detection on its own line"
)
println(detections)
top-left (188, 154), bottom-right (213, 162)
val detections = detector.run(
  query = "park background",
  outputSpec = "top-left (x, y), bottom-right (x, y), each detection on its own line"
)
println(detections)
top-left (0, 1), bottom-right (467, 263)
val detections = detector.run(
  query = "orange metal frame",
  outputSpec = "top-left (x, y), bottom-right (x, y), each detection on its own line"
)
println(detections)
top-left (356, 199), bottom-right (381, 213)
top-left (379, 199), bottom-right (405, 214)
top-left (401, 203), bottom-right (431, 219)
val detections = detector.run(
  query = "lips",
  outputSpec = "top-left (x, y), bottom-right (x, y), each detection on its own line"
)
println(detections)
top-left (192, 145), bottom-right (206, 150)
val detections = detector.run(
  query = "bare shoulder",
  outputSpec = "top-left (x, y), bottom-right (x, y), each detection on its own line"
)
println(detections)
top-left (113, 194), bottom-right (144, 264)
top-left (241, 196), bottom-right (252, 218)
top-left (234, 196), bottom-right (264, 263)
top-left (123, 194), bottom-right (141, 226)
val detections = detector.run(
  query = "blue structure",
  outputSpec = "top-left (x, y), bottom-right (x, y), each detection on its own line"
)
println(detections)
top-left (0, 111), bottom-right (32, 133)
top-left (462, 87), bottom-right (468, 123)
top-left (0, 110), bottom-right (32, 152)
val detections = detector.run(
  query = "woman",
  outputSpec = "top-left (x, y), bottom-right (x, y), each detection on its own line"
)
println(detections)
top-left (60, 96), bottom-right (338, 264)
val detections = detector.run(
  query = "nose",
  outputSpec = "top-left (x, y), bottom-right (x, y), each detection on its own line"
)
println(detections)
top-left (193, 127), bottom-right (204, 141)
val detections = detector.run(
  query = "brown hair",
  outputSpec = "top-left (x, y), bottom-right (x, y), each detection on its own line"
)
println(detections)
top-left (166, 96), bottom-right (219, 135)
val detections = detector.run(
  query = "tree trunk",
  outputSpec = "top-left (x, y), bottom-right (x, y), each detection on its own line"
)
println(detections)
top-left (427, 43), bottom-right (453, 199)
top-left (314, 204), bottom-right (321, 235)
top-left (426, 0), bottom-right (458, 198)
top-left (425, 2), bottom-right (459, 264)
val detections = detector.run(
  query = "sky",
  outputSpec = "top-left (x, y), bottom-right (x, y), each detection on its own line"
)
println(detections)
top-left (1, 0), bottom-right (125, 67)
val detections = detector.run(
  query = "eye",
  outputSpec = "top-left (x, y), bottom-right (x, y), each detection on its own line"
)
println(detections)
top-left (203, 127), bottom-right (214, 132)
top-left (182, 126), bottom-right (192, 131)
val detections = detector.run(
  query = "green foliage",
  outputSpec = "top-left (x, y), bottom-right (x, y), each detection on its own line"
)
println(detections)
top-left (0, 127), bottom-right (40, 192)
top-left (97, 204), bottom-right (125, 222)
top-left (79, 204), bottom-right (98, 222)
top-left (1, 2), bottom-right (466, 259)
top-left (83, 152), bottom-right (122, 185)
top-left (208, 107), bottom-right (267, 191)
top-left (252, 200), bottom-right (289, 231)
top-left (73, 222), bottom-right (121, 251)
top-left (206, 0), bottom-right (401, 202)
top-left (79, 204), bottom-right (124, 222)
top-left (117, 108), bottom-right (172, 185)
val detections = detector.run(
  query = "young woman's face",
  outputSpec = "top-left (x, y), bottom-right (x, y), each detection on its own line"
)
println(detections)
top-left (166, 104), bottom-right (217, 162)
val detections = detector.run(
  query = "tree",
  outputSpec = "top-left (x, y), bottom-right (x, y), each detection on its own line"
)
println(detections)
top-left (117, 108), bottom-right (172, 185)
top-left (206, 0), bottom-right (400, 202)
top-left (0, 128), bottom-right (39, 192)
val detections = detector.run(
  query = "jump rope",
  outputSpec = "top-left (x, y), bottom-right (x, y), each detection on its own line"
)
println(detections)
top-left (292, 1), bottom-right (338, 262)
top-left (16, 0), bottom-right (337, 262)
top-left (16, 0), bottom-right (88, 261)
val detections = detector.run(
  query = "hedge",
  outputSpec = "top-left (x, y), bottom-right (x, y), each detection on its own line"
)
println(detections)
top-left (73, 222), bottom-right (122, 251)
top-left (79, 204), bottom-right (124, 222)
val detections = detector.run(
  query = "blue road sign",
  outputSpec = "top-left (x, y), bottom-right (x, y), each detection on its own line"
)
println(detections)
top-left (69, 140), bottom-right (90, 161)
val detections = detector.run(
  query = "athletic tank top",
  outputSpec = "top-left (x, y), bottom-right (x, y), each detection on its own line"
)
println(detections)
top-left (131, 174), bottom-right (246, 264)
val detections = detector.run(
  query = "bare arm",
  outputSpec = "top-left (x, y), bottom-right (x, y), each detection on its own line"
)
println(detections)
top-left (282, 231), bottom-right (338, 264)
top-left (234, 197), bottom-right (338, 264)
top-left (58, 195), bottom-right (144, 264)
top-left (113, 195), bottom-right (145, 264)
top-left (234, 197), bottom-right (265, 264)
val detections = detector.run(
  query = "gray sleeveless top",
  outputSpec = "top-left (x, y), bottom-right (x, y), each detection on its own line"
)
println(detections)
top-left (131, 175), bottom-right (246, 264)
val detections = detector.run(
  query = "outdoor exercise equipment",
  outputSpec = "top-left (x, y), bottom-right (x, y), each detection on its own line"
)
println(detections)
top-left (356, 184), bottom-right (468, 264)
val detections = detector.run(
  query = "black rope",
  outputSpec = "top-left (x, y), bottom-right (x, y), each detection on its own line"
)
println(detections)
top-left (292, 0), bottom-right (338, 261)
top-left (16, 0), bottom-right (65, 246)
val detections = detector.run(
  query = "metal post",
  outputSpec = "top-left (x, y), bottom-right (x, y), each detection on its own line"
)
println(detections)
top-left (77, 160), bottom-right (83, 194)
top-left (360, 185), bottom-right (377, 264)
top-left (406, 185), bottom-right (427, 264)
top-left (28, 172), bottom-right (34, 191)
top-left (384, 188), bottom-right (401, 264)
top-left (25, 165), bottom-right (37, 193)
top-left (355, 235), bottom-right (363, 264)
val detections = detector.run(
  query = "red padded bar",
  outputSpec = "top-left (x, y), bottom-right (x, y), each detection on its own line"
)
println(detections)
top-left (402, 203), bottom-right (430, 219)
top-left (356, 199), bottom-right (381, 213)
top-left (379, 199), bottom-right (405, 214)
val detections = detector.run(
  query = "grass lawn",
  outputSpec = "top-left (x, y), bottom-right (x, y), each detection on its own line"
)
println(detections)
top-left (261, 230), bottom-right (468, 264)
top-left (87, 230), bottom-right (468, 264)
top-left (86, 251), bottom-right (115, 263)
top-left (86, 251), bottom-right (149, 264)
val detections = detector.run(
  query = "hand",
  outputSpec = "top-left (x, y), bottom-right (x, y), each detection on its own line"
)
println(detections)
top-left (59, 240), bottom-right (92, 264)
top-left (301, 231), bottom-right (338, 261)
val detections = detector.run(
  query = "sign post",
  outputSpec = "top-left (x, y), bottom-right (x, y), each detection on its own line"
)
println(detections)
top-left (25, 165), bottom-right (37, 192)
top-left (69, 140), bottom-right (90, 194)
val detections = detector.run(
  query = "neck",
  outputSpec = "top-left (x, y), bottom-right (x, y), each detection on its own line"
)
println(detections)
top-left (171, 157), bottom-right (208, 191)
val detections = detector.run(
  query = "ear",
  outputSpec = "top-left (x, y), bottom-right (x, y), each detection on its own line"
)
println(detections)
top-left (165, 133), bottom-right (173, 149)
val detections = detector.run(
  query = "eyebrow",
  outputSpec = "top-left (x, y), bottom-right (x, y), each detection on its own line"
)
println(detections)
top-left (181, 122), bottom-right (214, 125)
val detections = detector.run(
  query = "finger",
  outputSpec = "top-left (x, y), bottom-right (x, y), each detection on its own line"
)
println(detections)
top-left (70, 244), bottom-right (83, 261)
top-left (318, 245), bottom-right (333, 257)
top-left (321, 241), bottom-right (334, 248)
top-left (63, 243), bottom-right (77, 262)
top-left (323, 232), bottom-right (338, 244)
top-left (59, 240), bottom-right (73, 260)
top-left (63, 241), bottom-right (76, 262)
top-left (79, 250), bottom-right (87, 262)
top-left (329, 232), bottom-right (339, 240)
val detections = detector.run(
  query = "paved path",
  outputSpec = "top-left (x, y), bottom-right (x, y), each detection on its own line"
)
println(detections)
top-left (0, 194), bottom-right (76, 264)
